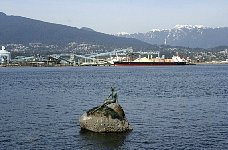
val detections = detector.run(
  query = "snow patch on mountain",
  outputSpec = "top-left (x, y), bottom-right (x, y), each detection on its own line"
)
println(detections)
top-left (116, 32), bottom-right (130, 36)
top-left (174, 24), bottom-right (206, 30)
top-left (149, 29), bottom-right (168, 32)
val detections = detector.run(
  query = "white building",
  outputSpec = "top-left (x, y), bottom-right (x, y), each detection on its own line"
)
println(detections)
top-left (0, 46), bottom-right (11, 64)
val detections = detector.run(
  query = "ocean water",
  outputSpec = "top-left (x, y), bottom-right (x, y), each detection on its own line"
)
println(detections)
top-left (0, 65), bottom-right (227, 150)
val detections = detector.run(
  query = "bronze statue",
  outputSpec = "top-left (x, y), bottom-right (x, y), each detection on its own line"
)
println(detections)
top-left (89, 87), bottom-right (119, 114)
top-left (104, 87), bottom-right (118, 104)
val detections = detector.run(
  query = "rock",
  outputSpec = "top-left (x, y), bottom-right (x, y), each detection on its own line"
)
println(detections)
top-left (79, 103), bottom-right (133, 132)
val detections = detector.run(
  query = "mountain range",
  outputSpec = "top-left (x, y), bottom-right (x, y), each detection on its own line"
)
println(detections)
top-left (0, 12), bottom-right (151, 50)
top-left (1, 12), bottom-right (228, 50)
top-left (116, 25), bottom-right (228, 48)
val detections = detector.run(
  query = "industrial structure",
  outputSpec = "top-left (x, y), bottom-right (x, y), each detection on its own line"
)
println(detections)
top-left (4, 47), bottom-right (196, 66)
top-left (0, 46), bottom-right (11, 64)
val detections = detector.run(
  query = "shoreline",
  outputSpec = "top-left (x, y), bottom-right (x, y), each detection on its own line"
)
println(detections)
top-left (1, 62), bottom-right (228, 68)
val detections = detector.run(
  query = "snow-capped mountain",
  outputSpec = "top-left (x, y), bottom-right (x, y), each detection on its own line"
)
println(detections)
top-left (116, 25), bottom-right (228, 48)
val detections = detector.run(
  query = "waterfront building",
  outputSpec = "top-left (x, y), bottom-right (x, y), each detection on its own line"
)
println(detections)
top-left (0, 46), bottom-right (11, 64)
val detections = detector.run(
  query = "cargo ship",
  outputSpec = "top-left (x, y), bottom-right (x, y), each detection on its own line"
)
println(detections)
top-left (113, 55), bottom-right (190, 66)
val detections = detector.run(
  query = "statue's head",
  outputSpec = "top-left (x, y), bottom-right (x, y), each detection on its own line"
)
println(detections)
top-left (111, 87), bottom-right (115, 91)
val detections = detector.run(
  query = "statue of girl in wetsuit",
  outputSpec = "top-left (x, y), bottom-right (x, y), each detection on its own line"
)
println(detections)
top-left (104, 87), bottom-right (118, 104)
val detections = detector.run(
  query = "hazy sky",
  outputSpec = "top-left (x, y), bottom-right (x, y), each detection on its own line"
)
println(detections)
top-left (1, 0), bottom-right (228, 34)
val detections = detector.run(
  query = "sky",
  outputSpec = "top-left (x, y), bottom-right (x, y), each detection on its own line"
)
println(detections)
top-left (1, 0), bottom-right (228, 34)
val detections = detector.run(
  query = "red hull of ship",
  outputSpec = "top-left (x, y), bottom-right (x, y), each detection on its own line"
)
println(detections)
top-left (114, 62), bottom-right (187, 66)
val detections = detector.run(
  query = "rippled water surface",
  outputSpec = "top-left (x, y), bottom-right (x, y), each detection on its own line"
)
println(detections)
top-left (0, 65), bottom-right (228, 149)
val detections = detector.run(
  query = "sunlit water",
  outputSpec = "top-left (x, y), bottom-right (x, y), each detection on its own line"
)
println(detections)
top-left (0, 65), bottom-right (228, 149)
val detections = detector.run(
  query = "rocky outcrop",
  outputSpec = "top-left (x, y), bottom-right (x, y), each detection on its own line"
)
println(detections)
top-left (79, 103), bottom-right (132, 132)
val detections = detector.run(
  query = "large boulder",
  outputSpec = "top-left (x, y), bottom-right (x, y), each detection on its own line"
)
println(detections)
top-left (79, 103), bottom-right (132, 132)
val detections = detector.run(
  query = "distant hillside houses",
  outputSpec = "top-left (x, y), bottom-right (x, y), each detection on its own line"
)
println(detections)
top-left (0, 12), bottom-right (151, 50)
